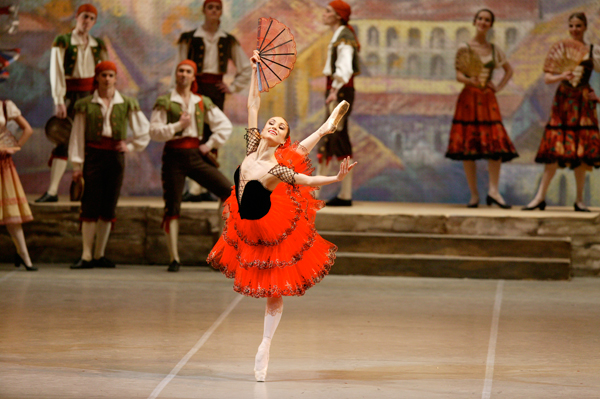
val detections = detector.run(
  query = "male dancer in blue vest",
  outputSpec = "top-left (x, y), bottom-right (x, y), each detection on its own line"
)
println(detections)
top-left (151, 60), bottom-right (232, 272)
top-left (175, 0), bottom-right (251, 202)
top-left (37, 4), bottom-right (108, 203)
top-left (69, 61), bottom-right (150, 269)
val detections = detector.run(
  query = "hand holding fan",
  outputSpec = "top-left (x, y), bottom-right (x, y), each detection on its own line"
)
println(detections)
top-left (255, 17), bottom-right (297, 92)
top-left (543, 39), bottom-right (587, 74)
top-left (455, 46), bottom-right (483, 81)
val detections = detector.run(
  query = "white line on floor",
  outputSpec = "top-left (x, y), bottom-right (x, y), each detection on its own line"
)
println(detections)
top-left (147, 295), bottom-right (243, 399)
top-left (482, 280), bottom-right (504, 399)
top-left (0, 271), bottom-right (17, 283)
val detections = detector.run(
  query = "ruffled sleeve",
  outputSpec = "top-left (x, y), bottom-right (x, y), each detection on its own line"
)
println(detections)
top-left (245, 127), bottom-right (261, 155)
top-left (4, 100), bottom-right (21, 120)
top-left (494, 45), bottom-right (507, 69)
top-left (268, 165), bottom-right (297, 185)
top-left (592, 45), bottom-right (600, 72)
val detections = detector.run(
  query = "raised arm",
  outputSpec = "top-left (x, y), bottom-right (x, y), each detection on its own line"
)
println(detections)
top-left (247, 51), bottom-right (261, 129)
top-left (294, 157), bottom-right (357, 187)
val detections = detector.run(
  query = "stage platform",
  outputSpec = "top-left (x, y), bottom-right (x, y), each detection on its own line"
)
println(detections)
top-left (2, 197), bottom-right (600, 279)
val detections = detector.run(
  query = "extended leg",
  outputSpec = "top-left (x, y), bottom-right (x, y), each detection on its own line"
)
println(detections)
top-left (462, 160), bottom-right (479, 206)
top-left (255, 296), bottom-right (283, 382)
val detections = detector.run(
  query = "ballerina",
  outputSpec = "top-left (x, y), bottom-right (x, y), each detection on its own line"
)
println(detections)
top-left (207, 50), bottom-right (355, 381)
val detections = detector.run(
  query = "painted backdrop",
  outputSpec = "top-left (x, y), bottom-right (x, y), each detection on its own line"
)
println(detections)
top-left (2, 0), bottom-right (600, 206)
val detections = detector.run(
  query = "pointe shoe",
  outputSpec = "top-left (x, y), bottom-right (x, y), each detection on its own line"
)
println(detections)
top-left (522, 200), bottom-right (546, 211)
top-left (486, 195), bottom-right (511, 209)
top-left (14, 254), bottom-right (38, 271)
top-left (324, 100), bottom-right (350, 133)
top-left (254, 340), bottom-right (270, 382)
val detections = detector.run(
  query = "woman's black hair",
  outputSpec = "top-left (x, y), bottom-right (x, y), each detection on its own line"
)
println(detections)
top-left (474, 9), bottom-right (495, 27)
top-left (569, 12), bottom-right (587, 28)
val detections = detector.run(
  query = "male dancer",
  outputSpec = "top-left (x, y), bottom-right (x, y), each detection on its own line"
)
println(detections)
top-left (69, 61), bottom-right (150, 269)
top-left (150, 60), bottom-right (232, 272)
top-left (318, 0), bottom-right (360, 206)
top-left (37, 4), bottom-right (107, 203)
top-left (175, 0), bottom-right (251, 202)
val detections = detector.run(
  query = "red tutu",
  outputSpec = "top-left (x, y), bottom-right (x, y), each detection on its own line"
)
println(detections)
top-left (446, 85), bottom-right (518, 162)
top-left (207, 143), bottom-right (337, 298)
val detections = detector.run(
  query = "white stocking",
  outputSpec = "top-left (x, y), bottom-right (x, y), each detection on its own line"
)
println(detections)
top-left (6, 224), bottom-right (33, 267)
top-left (338, 160), bottom-right (353, 200)
top-left (255, 297), bottom-right (283, 381)
top-left (165, 219), bottom-right (180, 262)
top-left (187, 178), bottom-right (202, 196)
top-left (47, 158), bottom-right (68, 196)
top-left (93, 220), bottom-right (112, 259)
top-left (315, 161), bottom-right (332, 199)
top-left (81, 221), bottom-right (96, 261)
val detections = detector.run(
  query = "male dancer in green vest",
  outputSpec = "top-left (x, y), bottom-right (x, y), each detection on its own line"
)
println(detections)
top-left (150, 60), bottom-right (233, 272)
top-left (69, 61), bottom-right (150, 269)
top-left (37, 3), bottom-right (108, 203)
top-left (176, 0), bottom-right (251, 202)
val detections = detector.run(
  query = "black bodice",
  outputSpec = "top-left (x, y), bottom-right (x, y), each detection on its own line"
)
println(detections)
top-left (234, 167), bottom-right (273, 220)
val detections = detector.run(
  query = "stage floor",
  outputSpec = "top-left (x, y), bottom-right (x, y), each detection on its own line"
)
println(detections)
top-left (1, 265), bottom-right (599, 398)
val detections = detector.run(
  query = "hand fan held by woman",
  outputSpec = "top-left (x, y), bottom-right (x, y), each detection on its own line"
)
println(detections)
top-left (543, 38), bottom-right (587, 74)
top-left (455, 46), bottom-right (483, 84)
top-left (255, 17), bottom-right (297, 93)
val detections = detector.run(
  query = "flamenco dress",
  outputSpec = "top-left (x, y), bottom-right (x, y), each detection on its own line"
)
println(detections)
top-left (207, 128), bottom-right (337, 298)
top-left (535, 45), bottom-right (600, 169)
top-left (0, 100), bottom-right (33, 225)
top-left (446, 43), bottom-right (519, 162)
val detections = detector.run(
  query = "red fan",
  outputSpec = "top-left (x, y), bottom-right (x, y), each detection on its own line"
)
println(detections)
top-left (256, 17), bottom-right (297, 92)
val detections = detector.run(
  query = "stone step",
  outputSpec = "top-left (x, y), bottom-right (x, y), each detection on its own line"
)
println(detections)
top-left (320, 231), bottom-right (572, 259)
top-left (331, 252), bottom-right (571, 280)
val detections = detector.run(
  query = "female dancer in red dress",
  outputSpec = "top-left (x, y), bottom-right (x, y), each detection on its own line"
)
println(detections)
top-left (524, 13), bottom-right (600, 212)
top-left (207, 50), bottom-right (355, 381)
top-left (446, 9), bottom-right (518, 208)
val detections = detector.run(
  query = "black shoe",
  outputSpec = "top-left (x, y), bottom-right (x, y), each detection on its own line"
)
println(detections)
top-left (574, 202), bottom-right (591, 212)
top-left (70, 258), bottom-right (94, 269)
top-left (326, 197), bottom-right (352, 207)
top-left (167, 260), bottom-right (181, 272)
top-left (199, 192), bottom-right (217, 202)
top-left (14, 254), bottom-right (38, 271)
top-left (466, 200), bottom-right (479, 208)
top-left (35, 192), bottom-right (58, 203)
top-left (94, 256), bottom-right (116, 268)
top-left (522, 200), bottom-right (546, 211)
top-left (182, 191), bottom-right (203, 202)
top-left (486, 195), bottom-right (511, 209)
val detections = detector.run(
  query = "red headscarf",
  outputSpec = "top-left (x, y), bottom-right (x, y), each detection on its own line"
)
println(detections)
top-left (95, 61), bottom-right (117, 75)
top-left (329, 0), bottom-right (360, 52)
top-left (176, 60), bottom-right (199, 93)
top-left (329, 0), bottom-right (350, 23)
top-left (77, 4), bottom-right (98, 17)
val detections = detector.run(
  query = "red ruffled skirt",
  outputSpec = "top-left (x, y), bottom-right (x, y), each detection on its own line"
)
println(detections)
top-left (207, 144), bottom-right (337, 298)
top-left (535, 83), bottom-right (600, 169)
top-left (446, 85), bottom-right (518, 162)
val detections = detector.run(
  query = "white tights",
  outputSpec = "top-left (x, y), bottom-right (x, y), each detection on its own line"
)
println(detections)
top-left (255, 297), bottom-right (283, 381)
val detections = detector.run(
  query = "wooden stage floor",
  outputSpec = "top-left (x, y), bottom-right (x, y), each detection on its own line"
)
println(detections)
top-left (1, 265), bottom-right (599, 398)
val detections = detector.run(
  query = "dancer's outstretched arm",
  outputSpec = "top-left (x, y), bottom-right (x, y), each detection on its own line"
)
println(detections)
top-left (294, 157), bottom-right (357, 187)
top-left (247, 51), bottom-right (261, 129)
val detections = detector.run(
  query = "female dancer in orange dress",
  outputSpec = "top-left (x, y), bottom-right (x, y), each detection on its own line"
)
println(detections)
top-left (207, 50), bottom-right (355, 381)
top-left (524, 13), bottom-right (600, 212)
top-left (446, 9), bottom-right (518, 208)
top-left (0, 99), bottom-right (36, 271)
